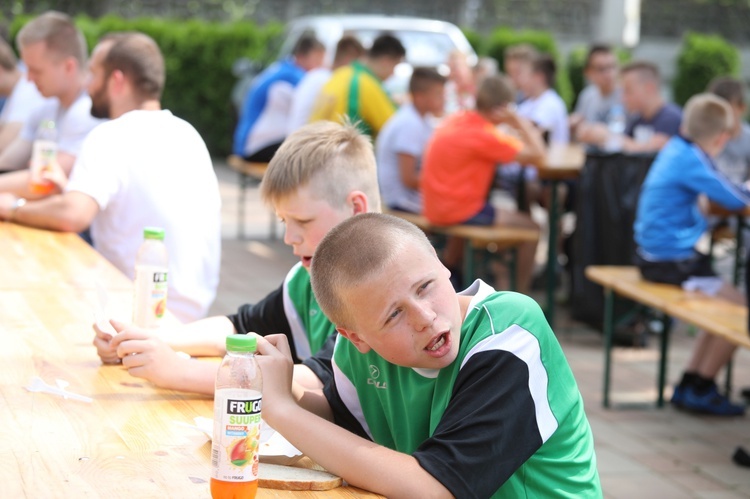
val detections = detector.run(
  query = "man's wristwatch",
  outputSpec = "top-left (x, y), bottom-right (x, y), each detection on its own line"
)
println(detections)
top-left (8, 197), bottom-right (26, 222)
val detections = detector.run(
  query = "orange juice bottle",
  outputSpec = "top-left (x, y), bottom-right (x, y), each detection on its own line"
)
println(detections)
top-left (211, 334), bottom-right (262, 499)
top-left (29, 120), bottom-right (57, 195)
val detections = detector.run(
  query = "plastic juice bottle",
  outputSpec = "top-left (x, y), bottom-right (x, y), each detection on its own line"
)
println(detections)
top-left (132, 227), bottom-right (168, 328)
top-left (29, 120), bottom-right (58, 195)
top-left (211, 334), bottom-right (262, 499)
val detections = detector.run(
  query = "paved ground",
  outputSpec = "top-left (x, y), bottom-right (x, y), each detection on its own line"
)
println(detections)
top-left (210, 160), bottom-right (750, 498)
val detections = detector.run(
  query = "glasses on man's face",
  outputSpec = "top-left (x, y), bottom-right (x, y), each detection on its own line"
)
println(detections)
top-left (590, 64), bottom-right (617, 73)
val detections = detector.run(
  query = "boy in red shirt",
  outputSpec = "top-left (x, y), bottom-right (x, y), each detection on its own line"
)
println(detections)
top-left (421, 75), bottom-right (546, 292)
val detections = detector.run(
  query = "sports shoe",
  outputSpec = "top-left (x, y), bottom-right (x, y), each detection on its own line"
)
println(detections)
top-left (670, 384), bottom-right (686, 408)
top-left (682, 384), bottom-right (745, 416)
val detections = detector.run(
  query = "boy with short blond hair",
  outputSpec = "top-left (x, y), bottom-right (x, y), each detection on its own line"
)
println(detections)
top-left (254, 213), bottom-right (601, 498)
top-left (635, 93), bottom-right (750, 415)
top-left (94, 120), bottom-right (380, 394)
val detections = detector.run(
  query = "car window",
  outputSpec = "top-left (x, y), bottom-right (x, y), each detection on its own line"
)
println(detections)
top-left (343, 29), bottom-right (457, 66)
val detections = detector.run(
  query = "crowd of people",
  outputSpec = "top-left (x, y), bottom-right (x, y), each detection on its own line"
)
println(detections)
top-left (2, 9), bottom-right (750, 496)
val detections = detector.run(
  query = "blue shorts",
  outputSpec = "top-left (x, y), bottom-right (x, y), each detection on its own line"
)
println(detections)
top-left (463, 203), bottom-right (496, 226)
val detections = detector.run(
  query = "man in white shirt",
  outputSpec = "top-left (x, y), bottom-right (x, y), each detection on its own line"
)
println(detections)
top-left (0, 38), bottom-right (50, 152)
top-left (376, 68), bottom-right (446, 213)
top-left (0, 11), bottom-right (103, 194)
top-left (517, 54), bottom-right (569, 145)
top-left (0, 33), bottom-right (221, 322)
top-left (287, 35), bottom-right (364, 134)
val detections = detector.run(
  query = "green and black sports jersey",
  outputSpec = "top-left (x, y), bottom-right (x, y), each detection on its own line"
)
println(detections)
top-left (228, 262), bottom-right (336, 367)
top-left (327, 280), bottom-right (602, 498)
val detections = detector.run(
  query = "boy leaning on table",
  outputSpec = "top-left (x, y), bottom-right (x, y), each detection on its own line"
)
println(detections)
top-left (634, 93), bottom-right (750, 416)
top-left (254, 213), bottom-right (602, 498)
top-left (95, 120), bottom-right (381, 393)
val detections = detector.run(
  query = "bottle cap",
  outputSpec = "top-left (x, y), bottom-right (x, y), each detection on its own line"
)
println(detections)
top-left (143, 227), bottom-right (165, 240)
top-left (226, 334), bottom-right (257, 353)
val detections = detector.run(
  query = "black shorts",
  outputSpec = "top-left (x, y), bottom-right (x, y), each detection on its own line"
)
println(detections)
top-left (635, 251), bottom-right (716, 286)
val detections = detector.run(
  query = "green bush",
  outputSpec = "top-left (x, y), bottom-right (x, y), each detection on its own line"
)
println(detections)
top-left (10, 15), bottom-right (283, 156)
top-left (461, 26), bottom-right (485, 56)
top-left (485, 27), bottom-right (573, 110)
top-left (673, 32), bottom-right (740, 107)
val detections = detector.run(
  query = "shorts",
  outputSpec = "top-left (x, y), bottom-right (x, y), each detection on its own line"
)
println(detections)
top-left (463, 203), bottom-right (496, 226)
top-left (635, 251), bottom-right (716, 286)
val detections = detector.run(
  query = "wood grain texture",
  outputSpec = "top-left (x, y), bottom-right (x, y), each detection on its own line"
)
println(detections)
top-left (0, 223), bottom-right (382, 498)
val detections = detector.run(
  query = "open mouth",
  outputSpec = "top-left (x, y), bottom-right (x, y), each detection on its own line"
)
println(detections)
top-left (425, 332), bottom-right (451, 357)
top-left (301, 256), bottom-right (312, 267)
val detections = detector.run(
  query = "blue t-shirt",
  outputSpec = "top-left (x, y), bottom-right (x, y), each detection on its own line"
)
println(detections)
top-left (233, 59), bottom-right (305, 157)
top-left (635, 136), bottom-right (750, 260)
top-left (626, 103), bottom-right (682, 143)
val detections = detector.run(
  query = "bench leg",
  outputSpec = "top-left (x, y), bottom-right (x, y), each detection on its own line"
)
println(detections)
top-left (725, 359), bottom-right (733, 396)
top-left (733, 215), bottom-right (745, 286)
top-left (657, 314), bottom-right (672, 408)
top-left (544, 180), bottom-right (560, 327)
top-left (238, 173), bottom-right (248, 240)
top-left (603, 287), bottom-right (614, 408)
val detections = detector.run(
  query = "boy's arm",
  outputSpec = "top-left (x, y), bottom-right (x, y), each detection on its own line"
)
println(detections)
top-left (497, 109), bottom-right (546, 167)
top-left (690, 159), bottom-right (750, 211)
top-left (397, 153), bottom-right (420, 190)
top-left (256, 335), bottom-right (453, 499)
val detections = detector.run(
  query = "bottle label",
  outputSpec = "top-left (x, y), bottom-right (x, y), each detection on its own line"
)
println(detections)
top-left (211, 388), bottom-right (262, 482)
top-left (132, 265), bottom-right (168, 327)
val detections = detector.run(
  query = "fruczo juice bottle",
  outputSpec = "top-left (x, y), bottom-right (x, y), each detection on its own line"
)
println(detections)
top-left (211, 334), bottom-right (263, 499)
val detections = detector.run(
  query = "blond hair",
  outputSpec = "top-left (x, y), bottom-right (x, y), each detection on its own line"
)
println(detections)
top-left (476, 74), bottom-right (515, 112)
top-left (504, 43), bottom-right (538, 63)
top-left (311, 213), bottom-right (433, 328)
top-left (17, 11), bottom-right (87, 68)
top-left (0, 38), bottom-right (17, 71)
top-left (260, 120), bottom-right (381, 211)
top-left (682, 93), bottom-right (734, 143)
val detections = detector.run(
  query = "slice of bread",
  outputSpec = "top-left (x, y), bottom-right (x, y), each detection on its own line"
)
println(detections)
top-left (258, 462), bottom-right (343, 491)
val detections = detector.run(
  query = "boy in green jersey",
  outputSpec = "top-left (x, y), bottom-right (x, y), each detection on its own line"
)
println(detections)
top-left (94, 121), bottom-right (380, 394)
top-left (255, 213), bottom-right (601, 498)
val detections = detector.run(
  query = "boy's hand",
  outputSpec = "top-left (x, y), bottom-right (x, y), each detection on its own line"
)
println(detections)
top-left (93, 319), bottom-right (122, 364)
top-left (254, 334), bottom-right (296, 421)
top-left (108, 320), bottom-right (187, 389)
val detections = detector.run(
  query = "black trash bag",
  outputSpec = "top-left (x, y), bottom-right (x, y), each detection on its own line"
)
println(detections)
top-left (569, 152), bottom-right (657, 327)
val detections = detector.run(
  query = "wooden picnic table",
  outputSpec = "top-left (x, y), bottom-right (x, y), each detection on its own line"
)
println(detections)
top-left (535, 143), bottom-right (586, 327)
top-left (0, 222), bottom-right (380, 498)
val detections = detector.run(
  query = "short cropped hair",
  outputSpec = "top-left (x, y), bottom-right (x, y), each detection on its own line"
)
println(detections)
top-left (103, 32), bottom-right (165, 100)
top-left (584, 43), bottom-right (613, 69)
top-left (504, 43), bottom-right (538, 63)
top-left (17, 11), bottom-right (87, 68)
top-left (532, 53), bottom-right (556, 88)
top-left (311, 213), bottom-right (433, 328)
top-left (292, 33), bottom-right (325, 57)
top-left (682, 93), bottom-right (734, 142)
top-left (708, 76), bottom-right (745, 107)
top-left (369, 34), bottom-right (406, 60)
top-left (260, 120), bottom-right (381, 211)
top-left (620, 60), bottom-right (661, 83)
top-left (0, 38), bottom-right (17, 71)
top-left (333, 35), bottom-right (365, 66)
top-left (409, 67), bottom-right (447, 94)
top-left (475, 74), bottom-right (515, 112)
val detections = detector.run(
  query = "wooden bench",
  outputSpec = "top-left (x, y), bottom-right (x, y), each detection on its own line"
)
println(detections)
top-left (385, 209), bottom-right (539, 290)
top-left (227, 155), bottom-right (274, 239)
top-left (585, 265), bottom-right (750, 408)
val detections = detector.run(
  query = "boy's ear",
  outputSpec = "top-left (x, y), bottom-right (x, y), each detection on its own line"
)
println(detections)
top-left (336, 327), bottom-right (371, 354)
top-left (346, 190), bottom-right (368, 215)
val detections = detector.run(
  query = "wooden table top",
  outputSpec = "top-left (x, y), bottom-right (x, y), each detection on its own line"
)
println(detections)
top-left (0, 222), bottom-right (380, 498)
top-left (537, 143), bottom-right (586, 180)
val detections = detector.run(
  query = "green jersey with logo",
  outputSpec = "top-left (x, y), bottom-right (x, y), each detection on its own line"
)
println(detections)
top-left (330, 280), bottom-right (601, 498)
top-left (283, 262), bottom-right (335, 360)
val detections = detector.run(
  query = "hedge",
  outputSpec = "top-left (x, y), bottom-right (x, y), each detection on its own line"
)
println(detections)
top-left (484, 27), bottom-right (573, 110)
top-left (673, 32), bottom-right (740, 107)
top-left (9, 15), bottom-right (283, 156)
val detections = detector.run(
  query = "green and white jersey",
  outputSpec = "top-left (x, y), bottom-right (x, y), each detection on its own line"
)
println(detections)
top-left (328, 280), bottom-right (602, 498)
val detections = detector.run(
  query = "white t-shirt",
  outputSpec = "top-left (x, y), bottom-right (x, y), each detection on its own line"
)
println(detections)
top-left (517, 88), bottom-right (570, 145)
top-left (66, 110), bottom-right (222, 322)
top-left (287, 68), bottom-right (331, 134)
top-left (21, 91), bottom-right (105, 155)
top-left (375, 103), bottom-right (434, 213)
top-left (0, 73), bottom-right (51, 126)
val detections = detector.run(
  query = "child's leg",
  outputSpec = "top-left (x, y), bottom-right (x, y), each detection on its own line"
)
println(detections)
top-left (496, 209), bottom-right (539, 294)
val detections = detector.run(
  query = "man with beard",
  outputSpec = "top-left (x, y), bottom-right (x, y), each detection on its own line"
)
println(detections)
top-left (0, 11), bottom-right (103, 187)
top-left (0, 33), bottom-right (222, 322)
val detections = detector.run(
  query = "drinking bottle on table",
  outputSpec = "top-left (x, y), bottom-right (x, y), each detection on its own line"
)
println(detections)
top-left (132, 227), bottom-right (168, 328)
top-left (29, 120), bottom-right (58, 195)
top-left (211, 334), bottom-right (263, 499)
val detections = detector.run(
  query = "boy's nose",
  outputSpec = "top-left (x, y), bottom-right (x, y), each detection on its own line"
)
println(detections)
top-left (411, 303), bottom-right (437, 331)
top-left (283, 227), bottom-right (301, 246)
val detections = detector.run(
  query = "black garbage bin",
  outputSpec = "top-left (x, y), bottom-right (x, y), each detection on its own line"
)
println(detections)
top-left (569, 151), bottom-right (656, 326)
